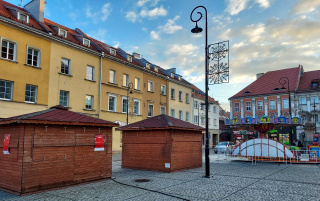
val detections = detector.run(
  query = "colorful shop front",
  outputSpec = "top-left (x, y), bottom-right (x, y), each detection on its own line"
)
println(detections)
top-left (225, 116), bottom-right (320, 163)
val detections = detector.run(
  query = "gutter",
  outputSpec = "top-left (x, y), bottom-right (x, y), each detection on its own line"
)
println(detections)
top-left (98, 52), bottom-right (104, 118)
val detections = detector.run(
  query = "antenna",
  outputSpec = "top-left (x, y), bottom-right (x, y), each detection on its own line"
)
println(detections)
top-left (19, 0), bottom-right (23, 7)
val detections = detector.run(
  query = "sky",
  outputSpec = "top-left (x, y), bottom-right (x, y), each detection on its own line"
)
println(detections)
top-left (7, 0), bottom-right (320, 111)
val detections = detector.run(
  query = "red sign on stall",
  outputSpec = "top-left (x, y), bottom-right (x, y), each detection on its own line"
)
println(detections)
top-left (94, 135), bottom-right (105, 151)
top-left (3, 134), bottom-right (10, 154)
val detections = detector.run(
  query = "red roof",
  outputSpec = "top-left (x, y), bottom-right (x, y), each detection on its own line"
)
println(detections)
top-left (117, 114), bottom-right (204, 131)
top-left (230, 66), bottom-right (301, 99)
top-left (192, 84), bottom-right (216, 103)
top-left (0, 105), bottom-right (119, 127)
top-left (297, 70), bottom-right (320, 92)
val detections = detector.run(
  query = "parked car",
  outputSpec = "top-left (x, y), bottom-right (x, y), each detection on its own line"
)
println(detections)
top-left (213, 141), bottom-right (234, 153)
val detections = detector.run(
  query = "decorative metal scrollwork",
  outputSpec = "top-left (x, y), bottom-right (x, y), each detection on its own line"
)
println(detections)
top-left (208, 40), bottom-right (229, 85)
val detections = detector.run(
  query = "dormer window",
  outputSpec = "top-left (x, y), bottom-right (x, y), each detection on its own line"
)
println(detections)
top-left (146, 63), bottom-right (150, 69)
top-left (178, 76), bottom-right (181, 80)
top-left (127, 55), bottom-right (132, 62)
top-left (18, 12), bottom-right (29, 23)
top-left (244, 91), bottom-right (251, 94)
top-left (83, 38), bottom-right (90, 47)
top-left (312, 82), bottom-right (318, 88)
top-left (171, 73), bottom-right (174, 78)
top-left (59, 28), bottom-right (67, 38)
top-left (110, 48), bottom-right (116, 56)
top-left (154, 66), bottom-right (158, 72)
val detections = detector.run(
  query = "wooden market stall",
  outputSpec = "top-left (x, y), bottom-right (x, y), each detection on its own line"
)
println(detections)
top-left (0, 105), bottom-right (118, 195)
top-left (117, 114), bottom-right (204, 173)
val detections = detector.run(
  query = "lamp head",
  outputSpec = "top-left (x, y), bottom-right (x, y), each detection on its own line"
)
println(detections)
top-left (191, 23), bottom-right (203, 33)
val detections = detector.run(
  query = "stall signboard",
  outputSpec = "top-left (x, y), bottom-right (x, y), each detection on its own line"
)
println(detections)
top-left (94, 135), bottom-right (105, 151)
top-left (278, 117), bottom-right (286, 123)
top-left (3, 134), bottom-right (10, 154)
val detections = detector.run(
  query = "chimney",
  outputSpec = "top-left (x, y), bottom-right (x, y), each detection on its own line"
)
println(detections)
top-left (24, 0), bottom-right (45, 22)
top-left (256, 73), bottom-right (264, 79)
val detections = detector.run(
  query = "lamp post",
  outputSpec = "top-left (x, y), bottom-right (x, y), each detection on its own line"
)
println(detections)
top-left (126, 83), bottom-right (133, 125)
top-left (279, 77), bottom-right (292, 144)
top-left (190, 6), bottom-right (210, 178)
top-left (312, 101), bottom-right (318, 142)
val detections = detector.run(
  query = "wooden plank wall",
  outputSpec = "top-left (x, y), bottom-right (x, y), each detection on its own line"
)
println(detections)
top-left (122, 130), bottom-right (172, 172)
top-left (171, 130), bottom-right (202, 171)
top-left (0, 124), bottom-right (113, 194)
top-left (0, 124), bottom-right (23, 193)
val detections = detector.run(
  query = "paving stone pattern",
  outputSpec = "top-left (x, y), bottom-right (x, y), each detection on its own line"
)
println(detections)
top-left (1, 150), bottom-right (320, 201)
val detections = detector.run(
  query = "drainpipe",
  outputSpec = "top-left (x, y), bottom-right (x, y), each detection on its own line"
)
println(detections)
top-left (166, 78), bottom-right (169, 115)
top-left (98, 52), bottom-right (104, 118)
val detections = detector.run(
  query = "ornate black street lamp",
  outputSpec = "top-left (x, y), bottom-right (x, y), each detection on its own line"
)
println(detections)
top-left (190, 6), bottom-right (210, 178)
top-left (191, 6), bottom-right (229, 178)
top-left (279, 77), bottom-right (292, 144)
top-left (126, 83), bottom-right (133, 125)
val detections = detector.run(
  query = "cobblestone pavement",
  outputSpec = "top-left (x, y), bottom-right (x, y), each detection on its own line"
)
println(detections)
top-left (1, 150), bottom-right (320, 201)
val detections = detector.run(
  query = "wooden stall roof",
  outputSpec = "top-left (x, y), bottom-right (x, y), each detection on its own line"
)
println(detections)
top-left (117, 114), bottom-right (205, 131)
top-left (0, 105), bottom-right (119, 127)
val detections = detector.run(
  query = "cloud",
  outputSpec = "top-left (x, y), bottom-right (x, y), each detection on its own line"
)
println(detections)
top-left (166, 44), bottom-right (198, 56)
top-left (87, 29), bottom-right (107, 42)
top-left (126, 5), bottom-right (167, 22)
top-left (150, 31), bottom-right (160, 40)
top-left (225, 0), bottom-right (250, 15)
top-left (140, 5), bottom-right (167, 18)
top-left (101, 3), bottom-right (111, 21)
top-left (158, 16), bottom-right (182, 34)
top-left (255, 0), bottom-right (270, 8)
top-left (113, 41), bottom-right (120, 48)
top-left (137, 0), bottom-right (160, 7)
top-left (85, 4), bottom-right (112, 23)
top-left (290, 0), bottom-right (320, 15)
top-left (150, 16), bottom-right (182, 40)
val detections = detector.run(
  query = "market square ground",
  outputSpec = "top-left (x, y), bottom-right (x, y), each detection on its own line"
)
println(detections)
top-left (1, 150), bottom-right (320, 201)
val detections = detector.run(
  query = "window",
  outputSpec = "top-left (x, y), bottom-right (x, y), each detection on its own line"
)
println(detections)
top-left (208, 105), bottom-right (211, 111)
top-left (283, 99), bottom-right (289, 109)
top-left (200, 103), bottom-right (205, 110)
top-left (61, 58), bottom-right (70, 75)
top-left (269, 100), bottom-right (276, 110)
top-left (214, 119), bottom-right (217, 126)
top-left (234, 103), bottom-right (240, 112)
top-left (146, 63), bottom-right (150, 69)
top-left (59, 28), bottom-right (67, 38)
top-left (213, 106), bottom-right (217, 113)
top-left (311, 96), bottom-right (319, 104)
top-left (300, 97), bottom-right (306, 105)
top-left (171, 109), bottom-right (175, 118)
top-left (201, 116), bottom-right (205, 125)
top-left (133, 99), bottom-right (140, 115)
top-left (123, 74), bottom-right (129, 87)
top-left (18, 12), bottom-right (29, 23)
top-left (179, 110), bottom-right (183, 120)
top-left (312, 82), bottom-right (318, 87)
top-left (1, 39), bottom-right (16, 61)
top-left (245, 102), bottom-right (251, 111)
top-left (171, 73), bottom-right (174, 78)
top-left (161, 85), bottom-right (166, 95)
top-left (257, 101), bottom-right (263, 110)
top-left (83, 38), bottom-right (90, 47)
top-left (194, 115), bottom-right (198, 124)
top-left (148, 104), bottom-right (154, 117)
top-left (186, 112), bottom-right (189, 122)
top-left (134, 77), bottom-right (140, 90)
top-left (0, 80), bottom-right (13, 100)
top-left (26, 47), bottom-right (40, 67)
top-left (179, 91), bottom-right (182, 101)
top-left (127, 55), bottom-right (132, 62)
top-left (171, 88), bottom-right (175, 99)
top-left (160, 106), bottom-right (166, 115)
top-left (122, 97), bottom-right (128, 113)
top-left (154, 66), bottom-right (158, 72)
top-left (148, 81), bottom-right (154, 92)
top-left (25, 84), bottom-right (37, 103)
top-left (108, 94), bottom-right (117, 112)
top-left (194, 101), bottom-right (199, 109)
top-left (86, 66), bottom-right (94, 81)
top-left (110, 70), bottom-right (116, 84)
top-left (59, 90), bottom-right (69, 107)
top-left (110, 48), bottom-right (116, 56)
top-left (186, 93), bottom-right (189, 103)
top-left (85, 95), bottom-right (93, 110)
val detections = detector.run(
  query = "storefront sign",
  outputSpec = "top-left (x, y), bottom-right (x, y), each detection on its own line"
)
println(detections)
top-left (3, 134), bottom-right (10, 154)
top-left (94, 135), bottom-right (105, 151)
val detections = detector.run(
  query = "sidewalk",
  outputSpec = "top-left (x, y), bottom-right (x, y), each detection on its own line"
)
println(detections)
top-left (1, 150), bottom-right (320, 200)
